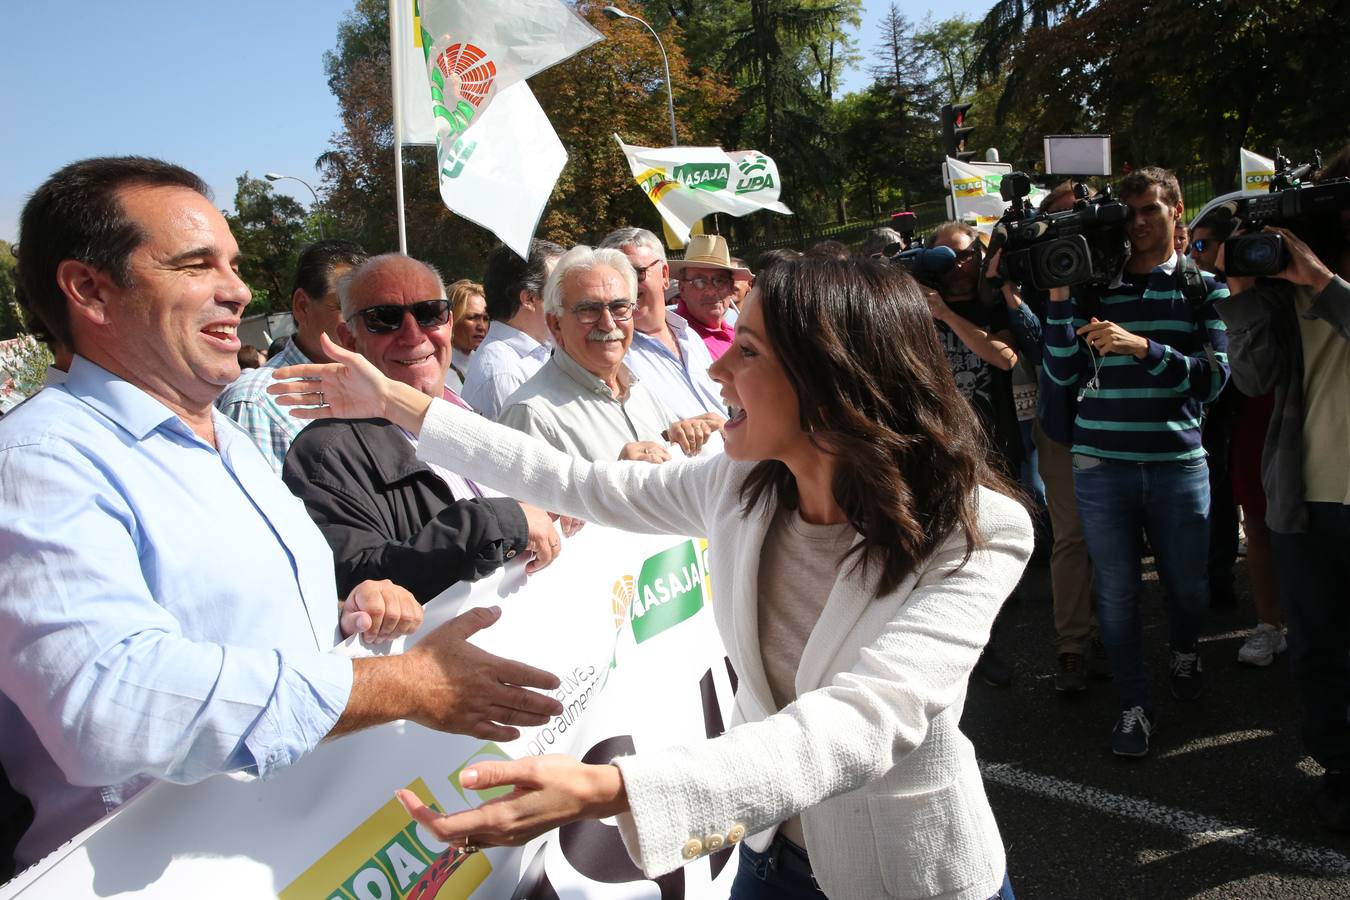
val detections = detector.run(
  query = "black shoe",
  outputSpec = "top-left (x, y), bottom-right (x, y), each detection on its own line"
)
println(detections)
top-left (974, 647), bottom-right (1013, 687)
top-left (1111, 706), bottom-right (1154, 757)
top-left (1316, 772), bottom-right (1350, 833)
top-left (1168, 650), bottom-right (1204, 701)
top-left (1055, 652), bottom-right (1088, 693)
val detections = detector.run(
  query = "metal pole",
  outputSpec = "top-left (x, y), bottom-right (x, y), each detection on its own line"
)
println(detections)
top-left (265, 174), bottom-right (325, 239)
top-left (388, 0), bottom-right (409, 253)
top-left (636, 18), bottom-right (678, 146)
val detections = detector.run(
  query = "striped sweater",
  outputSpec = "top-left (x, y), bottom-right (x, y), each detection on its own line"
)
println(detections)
top-left (1041, 261), bottom-right (1230, 462)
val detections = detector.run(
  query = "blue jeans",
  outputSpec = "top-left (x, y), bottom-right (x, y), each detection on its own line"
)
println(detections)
top-left (729, 837), bottom-right (1015, 900)
top-left (1073, 455), bottom-right (1211, 710)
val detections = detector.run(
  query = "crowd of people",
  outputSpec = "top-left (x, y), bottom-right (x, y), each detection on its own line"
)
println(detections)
top-left (0, 148), bottom-right (1346, 898)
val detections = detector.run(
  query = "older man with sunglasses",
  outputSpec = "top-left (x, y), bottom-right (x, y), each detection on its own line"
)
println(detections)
top-left (498, 245), bottom-right (720, 463)
top-left (282, 254), bottom-right (564, 604)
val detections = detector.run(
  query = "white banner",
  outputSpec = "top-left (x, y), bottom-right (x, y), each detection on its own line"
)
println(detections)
top-left (616, 136), bottom-right (792, 244)
top-left (945, 156), bottom-right (1046, 235)
top-left (1240, 147), bottom-right (1276, 195)
top-left (2, 527), bottom-right (739, 899)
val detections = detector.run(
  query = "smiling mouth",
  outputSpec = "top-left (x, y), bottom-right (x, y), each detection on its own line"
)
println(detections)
top-left (201, 324), bottom-right (240, 346)
top-left (393, 353), bottom-right (435, 366)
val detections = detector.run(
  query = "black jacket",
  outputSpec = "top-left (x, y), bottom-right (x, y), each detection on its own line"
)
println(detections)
top-left (282, 417), bottom-right (530, 602)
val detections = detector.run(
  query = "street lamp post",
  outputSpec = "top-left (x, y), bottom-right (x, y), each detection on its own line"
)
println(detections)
top-left (264, 172), bottom-right (325, 239)
top-left (602, 6), bottom-right (678, 146)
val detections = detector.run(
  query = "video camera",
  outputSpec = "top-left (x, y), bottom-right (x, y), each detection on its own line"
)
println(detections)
top-left (990, 173), bottom-right (1131, 290)
top-left (878, 243), bottom-right (958, 288)
top-left (1224, 150), bottom-right (1350, 277)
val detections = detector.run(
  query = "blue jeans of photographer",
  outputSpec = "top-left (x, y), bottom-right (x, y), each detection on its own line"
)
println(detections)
top-left (1073, 455), bottom-right (1211, 710)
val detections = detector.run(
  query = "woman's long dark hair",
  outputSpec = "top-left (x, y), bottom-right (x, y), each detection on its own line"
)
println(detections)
top-left (739, 256), bottom-right (1021, 594)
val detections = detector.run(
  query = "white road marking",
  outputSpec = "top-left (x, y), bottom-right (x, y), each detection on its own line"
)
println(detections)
top-left (1155, 728), bottom-right (1277, 759)
top-left (981, 762), bottom-right (1350, 877)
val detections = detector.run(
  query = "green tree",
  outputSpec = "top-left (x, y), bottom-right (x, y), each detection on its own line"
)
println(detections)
top-left (224, 174), bottom-right (308, 315)
top-left (0, 241), bottom-right (22, 341)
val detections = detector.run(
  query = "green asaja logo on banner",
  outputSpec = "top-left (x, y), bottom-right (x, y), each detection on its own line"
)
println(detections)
top-left (673, 162), bottom-right (730, 192)
top-left (631, 541), bottom-right (705, 643)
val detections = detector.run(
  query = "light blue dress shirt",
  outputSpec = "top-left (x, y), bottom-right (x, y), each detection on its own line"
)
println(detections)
top-left (0, 356), bottom-right (353, 867)
top-left (626, 310), bottom-right (727, 420)
top-left (461, 320), bottom-right (552, 420)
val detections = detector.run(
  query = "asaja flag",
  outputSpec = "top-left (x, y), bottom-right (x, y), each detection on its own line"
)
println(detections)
top-left (1241, 148), bottom-right (1276, 195)
top-left (945, 156), bottom-right (1046, 234)
top-left (616, 136), bottom-right (792, 244)
top-left (390, 0), bottom-right (436, 145)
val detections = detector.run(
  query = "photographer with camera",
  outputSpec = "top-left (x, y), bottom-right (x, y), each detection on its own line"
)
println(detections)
top-left (995, 182), bottom-right (1111, 694)
top-left (1216, 145), bottom-right (1350, 830)
top-left (1041, 167), bottom-right (1230, 758)
top-left (923, 221), bottom-right (1023, 687)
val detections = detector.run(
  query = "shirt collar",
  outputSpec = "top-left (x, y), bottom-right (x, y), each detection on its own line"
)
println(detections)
top-left (61, 355), bottom-right (192, 442)
top-left (675, 300), bottom-right (733, 338)
top-left (551, 347), bottom-right (636, 401)
top-left (1111, 250), bottom-right (1180, 288)
top-left (43, 365), bottom-right (68, 388)
top-left (486, 320), bottom-right (551, 357)
top-left (265, 336), bottom-right (313, 368)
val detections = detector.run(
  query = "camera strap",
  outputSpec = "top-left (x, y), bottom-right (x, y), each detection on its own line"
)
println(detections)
top-left (1175, 255), bottom-right (1221, 378)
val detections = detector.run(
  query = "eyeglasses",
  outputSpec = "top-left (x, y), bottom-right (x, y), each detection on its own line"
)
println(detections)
top-left (566, 300), bottom-right (635, 326)
top-left (632, 260), bottom-right (661, 281)
top-left (685, 274), bottom-right (733, 291)
top-left (347, 299), bottom-right (451, 334)
top-left (1189, 238), bottom-right (1209, 254)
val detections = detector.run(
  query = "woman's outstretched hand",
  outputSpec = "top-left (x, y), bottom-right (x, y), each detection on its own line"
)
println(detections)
top-left (267, 333), bottom-right (393, 421)
top-left (396, 755), bottom-right (628, 849)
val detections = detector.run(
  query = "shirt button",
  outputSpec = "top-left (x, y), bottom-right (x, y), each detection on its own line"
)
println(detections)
top-left (681, 838), bottom-right (703, 860)
top-left (705, 833), bottom-right (725, 850)
top-left (727, 823), bottom-right (746, 843)
top-left (506, 549), bottom-right (517, 559)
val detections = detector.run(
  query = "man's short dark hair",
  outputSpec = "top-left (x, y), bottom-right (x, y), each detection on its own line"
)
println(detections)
top-left (291, 239), bottom-right (368, 304)
top-left (482, 239), bottom-right (564, 322)
top-left (17, 156), bottom-right (211, 351)
top-left (1119, 166), bottom-right (1182, 208)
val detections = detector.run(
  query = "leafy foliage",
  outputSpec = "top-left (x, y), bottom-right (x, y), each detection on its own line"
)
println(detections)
top-left (224, 174), bottom-right (311, 315)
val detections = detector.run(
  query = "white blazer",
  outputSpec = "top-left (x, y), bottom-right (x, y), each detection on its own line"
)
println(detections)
top-left (418, 400), bottom-right (1033, 900)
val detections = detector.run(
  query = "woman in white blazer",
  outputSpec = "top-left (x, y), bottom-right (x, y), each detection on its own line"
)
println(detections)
top-left (273, 251), bottom-right (1033, 899)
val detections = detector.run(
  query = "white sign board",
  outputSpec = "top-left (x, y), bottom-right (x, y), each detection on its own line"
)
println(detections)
top-left (1, 526), bottom-right (739, 900)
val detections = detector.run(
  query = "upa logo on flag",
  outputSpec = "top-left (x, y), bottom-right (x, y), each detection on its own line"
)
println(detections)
top-left (734, 154), bottom-right (777, 195)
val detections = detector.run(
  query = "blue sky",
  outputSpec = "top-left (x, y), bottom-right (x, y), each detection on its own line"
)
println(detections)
top-left (0, 0), bottom-right (990, 243)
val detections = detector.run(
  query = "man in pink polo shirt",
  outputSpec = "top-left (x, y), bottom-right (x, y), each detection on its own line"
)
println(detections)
top-left (669, 234), bottom-right (750, 361)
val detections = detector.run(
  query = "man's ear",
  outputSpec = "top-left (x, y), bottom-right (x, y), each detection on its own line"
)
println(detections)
top-left (290, 288), bottom-right (310, 325)
top-left (518, 288), bottom-right (536, 312)
top-left (55, 259), bottom-right (115, 327)
top-left (545, 312), bottom-right (564, 346)
top-left (336, 320), bottom-right (359, 352)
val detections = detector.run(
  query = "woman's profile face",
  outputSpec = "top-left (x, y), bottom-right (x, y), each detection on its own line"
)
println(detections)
top-left (708, 289), bottom-right (810, 464)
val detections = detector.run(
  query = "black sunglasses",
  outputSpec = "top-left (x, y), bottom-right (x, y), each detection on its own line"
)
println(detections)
top-left (347, 299), bottom-right (451, 334)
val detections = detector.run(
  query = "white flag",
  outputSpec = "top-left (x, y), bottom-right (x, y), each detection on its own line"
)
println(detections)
top-left (390, 0), bottom-right (436, 145)
top-left (411, 0), bottom-right (601, 255)
top-left (435, 80), bottom-right (565, 257)
top-left (615, 136), bottom-right (793, 244)
top-left (1240, 147), bottom-right (1276, 195)
top-left (415, 0), bottom-right (601, 137)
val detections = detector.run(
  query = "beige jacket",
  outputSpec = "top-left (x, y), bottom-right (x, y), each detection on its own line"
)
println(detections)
top-left (418, 399), bottom-right (1033, 900)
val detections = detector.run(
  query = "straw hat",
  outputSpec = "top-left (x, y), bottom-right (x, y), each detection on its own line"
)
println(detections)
top-left (667, 234), bottom-right (751, 277)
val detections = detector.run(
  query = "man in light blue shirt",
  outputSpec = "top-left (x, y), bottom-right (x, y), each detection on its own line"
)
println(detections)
top-left (1, 157), bottom-right (563, 868)
top-left (215, 239), bottom-right (368, 472)
top-left (600, 227), bottom-right (728, 422)
top-left (461, 240), bottom-right (562, 418)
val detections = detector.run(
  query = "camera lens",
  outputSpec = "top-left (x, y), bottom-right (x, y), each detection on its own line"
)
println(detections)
top-left (1242, 241), bottom-right (1275, 267)
top-left (1047, 248), bottom-right (1080, 278)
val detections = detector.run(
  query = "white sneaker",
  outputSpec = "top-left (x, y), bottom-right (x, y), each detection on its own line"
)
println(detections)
top-left (1237, 624), bottom-right (1288, 667)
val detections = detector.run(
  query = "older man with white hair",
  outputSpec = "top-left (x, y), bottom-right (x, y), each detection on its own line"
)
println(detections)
top-left (598, 227), bottom-right (727, 423)
top-left (497, 245), bottom-right (719, 463)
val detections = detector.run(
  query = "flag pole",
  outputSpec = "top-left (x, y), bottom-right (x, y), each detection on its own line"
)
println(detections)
top-left (389, 0), bottom-right (410, 253)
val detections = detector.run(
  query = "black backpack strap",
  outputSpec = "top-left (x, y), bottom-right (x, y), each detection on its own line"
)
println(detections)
top-left (1176, 255), bottom-right (1208, 315)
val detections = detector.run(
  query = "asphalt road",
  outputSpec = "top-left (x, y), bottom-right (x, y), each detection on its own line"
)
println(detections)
top-left (961, 551), bottom-right (1350, 899)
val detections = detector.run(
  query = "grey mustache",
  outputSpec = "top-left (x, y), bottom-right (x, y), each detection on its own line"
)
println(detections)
top-left (586, 327), bottom-right (625, 342)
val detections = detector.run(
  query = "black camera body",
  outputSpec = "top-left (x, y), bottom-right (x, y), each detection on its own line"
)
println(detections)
top-left (1224, 150), bottom-right (1350, 277)
top-left (993, 177), bottom-right (1131, 289)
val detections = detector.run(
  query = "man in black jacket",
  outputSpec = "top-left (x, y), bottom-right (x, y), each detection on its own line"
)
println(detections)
top-left (283, 254), bottom-right (562, 602)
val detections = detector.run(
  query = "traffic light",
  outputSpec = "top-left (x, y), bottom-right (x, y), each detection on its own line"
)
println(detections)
top-left (941, 103), bottom-right (976, 163)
